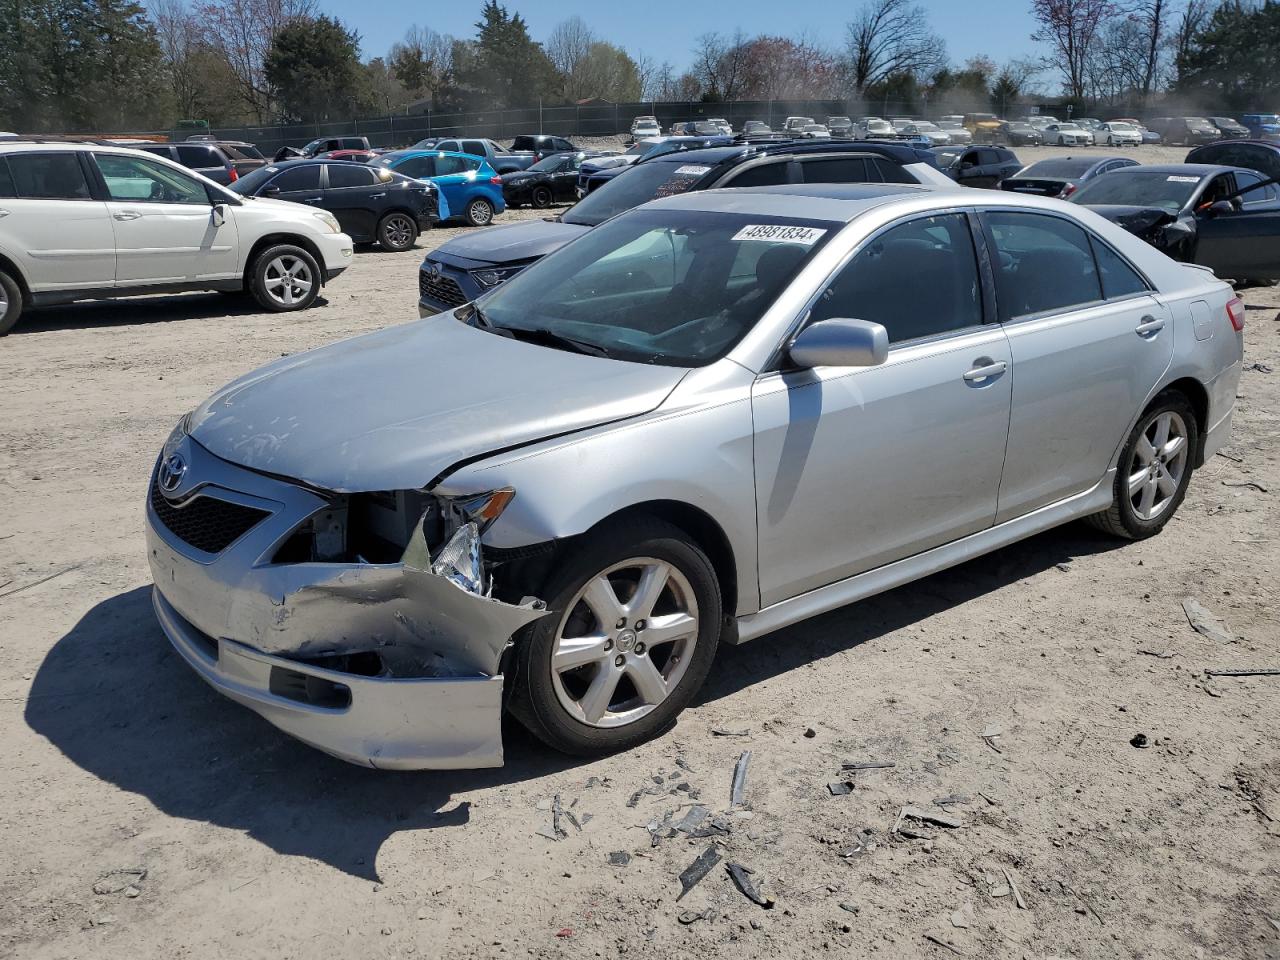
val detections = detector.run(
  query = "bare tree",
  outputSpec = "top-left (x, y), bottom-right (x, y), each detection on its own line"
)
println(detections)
top-left (1030, 0), bottom-right (1120, 102)
top-left (546, 15), bottom-right (595, 100)
top-left (152, 0), bottom-right (204, 119)
top-left (1169, 0), bottom-right (1209, 76)
top-left (389, 25), bottom-right (453, 103)
top-left (692, 29), bottom-right (750, 100)
top-left (195, 0), bottom-right (317, 121)
top-left (844, 0), bottom-right (945, 94)
top-left (1132, 0), bottom-right (1168, 100)
top-left (634, 52), bottom-right (658, 102)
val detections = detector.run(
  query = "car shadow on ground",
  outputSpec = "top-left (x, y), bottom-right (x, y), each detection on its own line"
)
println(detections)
top-left (12, 294), bottom-right (330, 334)
top-left (25, 525), bottom-right (1122, 880)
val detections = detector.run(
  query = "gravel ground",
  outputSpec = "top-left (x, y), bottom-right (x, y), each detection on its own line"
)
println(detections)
top-left (1, 142), bottom-right (1278, 960)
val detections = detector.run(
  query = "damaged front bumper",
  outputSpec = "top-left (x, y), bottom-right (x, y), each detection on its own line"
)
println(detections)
top-left (145, 437), bottom-right (548, 770)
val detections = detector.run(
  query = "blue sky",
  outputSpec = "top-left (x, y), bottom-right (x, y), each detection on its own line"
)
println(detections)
top-left (317, 0), bottom-right (1043, 72)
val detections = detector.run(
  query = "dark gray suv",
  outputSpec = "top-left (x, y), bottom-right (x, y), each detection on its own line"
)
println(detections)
top-left (140, 139), bottom-right (267, 186)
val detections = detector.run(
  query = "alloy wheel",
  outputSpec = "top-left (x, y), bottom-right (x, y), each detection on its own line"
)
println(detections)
top-left (382, 214), bottom-right (415, 250)
top-left (263, 255), bottom-right (313, 307)
top-left (549, 558), bottom-right (699, 729)
top-left (0, 283), bottom-right (7, 319)
top-left (1127, 411), bottom-right (1189, 521)
top-left (469, 200), bottom-right (493, 225)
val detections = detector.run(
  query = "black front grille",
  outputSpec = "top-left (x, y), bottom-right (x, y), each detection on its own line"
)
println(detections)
top-left (419, 266), bottom-right (467, 307)
top-left (150, 478), bottom-right (270, 555)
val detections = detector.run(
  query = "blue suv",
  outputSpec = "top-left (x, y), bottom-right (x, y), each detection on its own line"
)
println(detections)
top-left (372, 150), bottom-right (505, 226)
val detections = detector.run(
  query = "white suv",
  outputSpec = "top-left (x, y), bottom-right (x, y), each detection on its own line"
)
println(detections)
top-left (0, 142), bottom-right (354, 335)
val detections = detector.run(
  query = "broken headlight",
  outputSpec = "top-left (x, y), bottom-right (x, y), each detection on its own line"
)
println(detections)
top-left (436, 487), bottom-right (516, 536)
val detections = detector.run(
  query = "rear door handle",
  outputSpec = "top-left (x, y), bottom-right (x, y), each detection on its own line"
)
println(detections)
top-left (0, 208), bottom-right (10, 218)
top-left (1135, 315), bottom-right (1166, 336)
top-left (369, 192), bottom-right (386, 199)
top-left (963, 360), bottom-right (1008, 383)
top-left (113, 210), bottom-right (141, 221)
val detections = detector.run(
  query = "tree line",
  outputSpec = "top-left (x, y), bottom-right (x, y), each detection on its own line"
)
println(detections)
top-left (0, 0), bottom-right (1270, 134)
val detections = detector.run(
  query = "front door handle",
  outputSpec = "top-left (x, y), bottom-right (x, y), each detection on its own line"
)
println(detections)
top-left (301, 197), bottom-right (322, 204)
top-left (0, 208), bottom-right (10, 218)
top-left (963, 359), bottom-right (1008, 383)
top-left (113, 210), bottom-right (141, 221)
top-left (1135, 315), bottom-right (1166, 336)
top-left (369, 192), bottom-right (386, 199)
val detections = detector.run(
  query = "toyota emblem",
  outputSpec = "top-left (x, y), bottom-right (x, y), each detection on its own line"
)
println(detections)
top-left (158, 453), bottom-right (187, 493)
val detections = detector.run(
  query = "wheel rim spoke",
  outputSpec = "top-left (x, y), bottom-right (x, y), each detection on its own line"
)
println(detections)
top-left (1156, 466), bottom-right (1177, 497)
top-left (582, 575), bottom-right (625, 627)
top-left (626, 656), bottom-right (668, 705)
top-left (1134, 435), bottom-right (1155, 466)
top-left (627, 562), bottom-right (670, 620)
top-left (1127, 468), bottom-right (1148, 498)
top-left (553, 634), bottom-right (610, 672)
top-left (1152, 414), bottom-right (1171, 451)
top-left (1162, 434), bottom-right (1186, 462)
top-left (578, 667), bottom-right (620, 724)
top-left (1139, 476), bottom-right (1158, 516)
top-left (641, 611), bottom-right (696, 647)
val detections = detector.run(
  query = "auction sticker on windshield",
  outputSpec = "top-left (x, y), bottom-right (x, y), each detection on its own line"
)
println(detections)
top-left (674, 165), bottom-right (712, 175)
top-left (1167, 176), bottom-right (1200, 183)
top-left (732, 224), bottom-right (828, 245)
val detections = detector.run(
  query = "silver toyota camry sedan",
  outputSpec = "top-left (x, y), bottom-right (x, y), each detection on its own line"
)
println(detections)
top-left (146, 183), bottom-right (1244, 769)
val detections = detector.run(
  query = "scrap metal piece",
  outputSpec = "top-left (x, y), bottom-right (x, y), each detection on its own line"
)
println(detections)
top-left (1205, 668), bottom-right (1280, 677)
top-left (841, 761), bottom-right (895, 771)
top-left (607, 851), bottom-right (631, 867)
top-left (711, 728), bottom-right (750, 737)
top-left (677, 845), bottom-right (721, 900)
top-left (897, 805), bottom-right (963, 831)
top-left (1182, 598), bottom-right (1235, 644)
top-left (726, 862), bottom-right (774, 908)
top-left (828, 781), bottom-right (855, 796)
top-left (731, 750), bottom-right (752, 807)
top-left (1001, 866), bottom-right (1027, 910)
top-left (676, 805), bottom-right (710, 833)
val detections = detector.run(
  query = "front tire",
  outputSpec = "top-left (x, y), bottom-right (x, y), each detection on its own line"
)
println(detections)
top-left (249, 244), bottom-right (321, 312)
top-left (1086, 392), bottom-right (1197, 540)
top-left (377, 212), bottom-right (418, 252)
top-left (0, 269), bottom-right (23, 335)
top-left (531, 186), bottom-right (553, 209)
top-left (464, 198), bottom-right (494, 227)
top-left (509, 517), bottom-right (722, 757)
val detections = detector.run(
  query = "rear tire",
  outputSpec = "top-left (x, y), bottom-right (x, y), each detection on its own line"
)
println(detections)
top-left (1085, 391), bottom-right (1198, 540)
top-left (509, 517), bottom-right (722, 757)
top-left (464, 198), bottom-right (494, 227)
top-left (248, 244), bottom-right (321, 312)
top-left (0, 269), bottom-right (23, 335)
top-left (531, 186), bottom-right (553, 209)
top-left (377, 212), bottom-right (418, 252)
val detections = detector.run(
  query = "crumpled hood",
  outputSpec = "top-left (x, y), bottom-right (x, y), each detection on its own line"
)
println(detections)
top-left (1085, 204), bottom-right (1178, 235)
top-left (189, 315), bottom-right (686, 492)
top-left (433, 217), bottom-right (589, 266)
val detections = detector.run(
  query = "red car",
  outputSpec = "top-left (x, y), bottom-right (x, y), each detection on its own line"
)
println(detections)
top-left (316, 149), bottom-right (376, 163)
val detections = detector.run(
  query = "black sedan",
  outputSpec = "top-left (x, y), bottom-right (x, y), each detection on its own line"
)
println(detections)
top-left (931, 145), bottom-right (1022, 188)
top-left (995, 121), bottom-right (1043, 146)
top-left (230, 159), bottom-right (439, 252)
top-left (999, 155), bottom-right (1137, 198)
top-left (502, 151), bottom-right (601, 208)
top-left (1069, 162), bottom-right (1280, 283)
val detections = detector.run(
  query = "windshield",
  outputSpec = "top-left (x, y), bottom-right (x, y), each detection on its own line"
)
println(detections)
top-left (914, 122), bottom-right (940, 131)
top-left (1056, 124), bottom-right (1083, 131)
top-left (1018, 158), bottom-right (1096, 177)
top-left (1186, 117), bottom-right (1215, 131)
top-left (1107, 122), bottom-right (1136, 132)
top-left (301, 139), bottom-right (325, 154)
top-left (1070, 170), bottom-right (1203, 214)
top-left (475, 209), bottom-right (837, 366)
top-left (529, 154), bottom-right (570, 172)
top-left (563, 158), bottom-right (716, 227)
top-left (934, 148), bottom-right (963, 166)
top-left (866, 120), bottom-right (891, 132)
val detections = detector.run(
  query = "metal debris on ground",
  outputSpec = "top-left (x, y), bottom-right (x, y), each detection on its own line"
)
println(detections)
top-left (1000, 866), bottom-right (1027, 909)
top-left (838, 902), bottom-right (860, 914)
top-left (1138, 647), bottom-right (1175, 658)
top-left (977, 792), bottom-right (1001, 805)
top-left (933, 794), bottom-right (970, 806)
top-left (678, 906), bottom-right (715, 925)
top-left (551, 794), bottom-right (568, 838)
top-left (711, 728), bottom-right (750, 737)
top-left (1130, 733), bottom-right (1150, 749)
top-left (675, 805), bottom-right (710, 834)
top-left (1223, 480), bottom-right (1269, 492)
top-left (895, 805), bottom-right (964, 831)
top-left (828, 781), bottom-right (855, 796)
top-left (726, 862), bottom-right (774, 908)
top-left (981, 724), bottom-right (1003, 753)
top-left (607, 851), bottom-right (631, 867)
top-left (677, 845), bottom-right (722, 899)
top-left (1182, 598), bottom-right (1235, 644)
top-left (923, 932), bottom-right (965, 955)
top-left (1246, 361), bottom-right (1273, 373)
top-left (841, 761), bottom-right (895, 771)
top-left (92, 868), bottom-right (147, 896)
top-left (803, 727), bottom-right (817, 738)
top-left (1205, 668), bottom-right (1280, 678)
top-left (839, 831), bottom-right (877, 859)
top-left (730, 750), bottom-right (752, 807)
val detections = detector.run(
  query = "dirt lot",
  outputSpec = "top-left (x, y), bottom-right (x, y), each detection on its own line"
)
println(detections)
top-left (1, 143), bottom-right (1278, 960)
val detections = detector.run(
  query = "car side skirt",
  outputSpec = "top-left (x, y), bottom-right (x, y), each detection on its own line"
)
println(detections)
top-left (29, 279), bottom-right (244, 305)
top-left (732, 471), bottom-right (1115, 644)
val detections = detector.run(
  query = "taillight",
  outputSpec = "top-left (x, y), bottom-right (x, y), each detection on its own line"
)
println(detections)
top-left (490, 175), bottom-right (502, 186)
top-left (228, 167), bottom-right (238, 182)
top-left (1226, 296), bottom-right (1245, 332)
top-left (1061, 182), bottom-right (1076, 197)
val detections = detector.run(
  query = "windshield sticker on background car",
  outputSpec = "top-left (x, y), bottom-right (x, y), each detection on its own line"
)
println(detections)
top-left (654, 172), bottom-right (707, 198)
top-left (1167, 176), bottom-right (1200, 183)
top-left (731, 224), bottom-right (828, 245)
top-left (673, 165), bottom-right (712, 175)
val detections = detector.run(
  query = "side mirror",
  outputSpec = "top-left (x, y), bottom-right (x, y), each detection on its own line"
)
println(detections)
top-left (789, 318), bottom-right (889, 369)
top-left (1204, 199), bottom-right (1235, 216)
top-left (262, 185), bottom-right (281, 197)
top-left (211, 203), bottom-right (226, 226)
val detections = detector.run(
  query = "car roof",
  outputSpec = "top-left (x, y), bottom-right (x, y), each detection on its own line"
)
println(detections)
top-left (657, 139), bottom-right (936, 168)
top-left (1117, 163), bottom-right (1233, 176)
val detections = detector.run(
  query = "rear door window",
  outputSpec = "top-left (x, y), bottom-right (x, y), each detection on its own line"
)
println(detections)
top-left (553, 138), bottom-right (575, 151)
top-left (434, 155), bottom-right (467, 175)
top-left (436, 140), bottom-right (459, 152)
top-left (985, 211), bottom-right (1103, 318)
top-left (798, 157), bottom-right (872, 184)
top-left (326, 163), bottom-right (376, 188)
top-left (460, 140), bottom-right (487, 157)
top-left (726, 161), bottom-right (792, 187)
top-left (0, 158), bottom-right (13, 198)
top-left (176, 145), bottom-right (221, 168)
top-left (395, 155), bottom-right (435, 178)
top-left (872, 158), bottom-right (914, 183)
top-left (1233, 169), bottom-right (1280, 208)
top-left (94, 153), bottom-right (209, 203)
top-left (1090, 237), bottom-right (1151, 299)
top-left (8, 152), bottom-right (93, 199)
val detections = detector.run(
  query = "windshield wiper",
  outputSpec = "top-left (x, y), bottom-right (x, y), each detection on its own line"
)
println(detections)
top-left (493, 324), bottom-right (611, 358)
